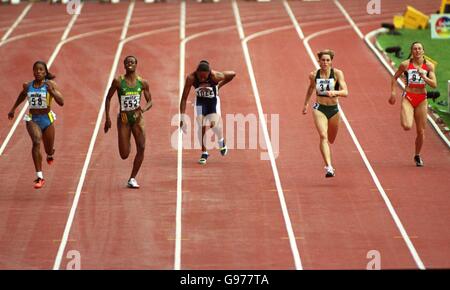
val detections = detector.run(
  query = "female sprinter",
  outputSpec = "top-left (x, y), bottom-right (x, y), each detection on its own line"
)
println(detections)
top-left (8, 61), bottom-right (64, 189)
top-left (104, 56), bottom-right (153, 188)
top-left (303, 50), bottom-right (348, 178)
top-left (179, 60), bottom-right (236, 164)
top-left (389, 42), bottom-right (437, 167)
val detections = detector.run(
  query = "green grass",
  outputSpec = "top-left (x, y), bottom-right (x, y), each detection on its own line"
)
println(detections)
top-left (376, 28), bottom-right (450, 127)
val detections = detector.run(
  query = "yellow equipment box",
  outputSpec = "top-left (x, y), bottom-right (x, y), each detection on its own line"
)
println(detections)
top-left (393, 15), bottom-right (405, 29)
top-left (403, 6), bottom-right (429, 29)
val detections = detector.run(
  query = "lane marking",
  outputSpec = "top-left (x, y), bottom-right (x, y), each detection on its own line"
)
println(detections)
top-left (333, 0), bottom-right (364, 39)
top-left (233, 0), bottom-right (303, 270)
top-left (0, 2), bottom-right (32, 45)
top-left (175, 0), bottom-right (186, 271)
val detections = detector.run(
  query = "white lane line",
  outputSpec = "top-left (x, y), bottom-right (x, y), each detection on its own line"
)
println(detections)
top-left (282, 0), bottom-right (304, 39)
top-left (0, 4), bottom-right (83, 156)
top-left (0, 2), bottom-right (32, 45)
top-left (244, 25), bottom-right (292, 42)
top-left (52, 0), bottom-right (135, 270)
top-left (284, 1), bottom-right (426, 269)
top-left (232, 0), bottom-right (303, 270)
top-left (364, 28), bottom-right (450, 149)
top-left (175, 0), bottom-right (185, 271)
top-left (333, 0), bottom-right (364, 39)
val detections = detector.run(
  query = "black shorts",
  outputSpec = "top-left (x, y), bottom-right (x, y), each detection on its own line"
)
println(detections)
top-left (195, 96), bottom-right (221, 116)
top-left (313, 102), bottom-right (339, 119)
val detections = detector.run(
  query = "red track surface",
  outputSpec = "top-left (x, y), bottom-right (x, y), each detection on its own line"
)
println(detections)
top-left (0, 0), bottom-right (448, 269)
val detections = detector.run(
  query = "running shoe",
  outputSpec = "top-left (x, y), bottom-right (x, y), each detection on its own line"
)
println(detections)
top-left (219, 140), bottom-right (228, 156)
top-left (127, 178), bottom-right (140, 189)
top-left (34, 178), bottom-right (45, 189)
top-left (414, 155), bottom-right (424, 167)
top-left (46, 149), bottom-right (55, 165)
top-left (46, 156), bottom-right (54, 165)
top-left (198, 152), bottom-right (209, 165)
top-left (325, 166), bottom-right (335, 178)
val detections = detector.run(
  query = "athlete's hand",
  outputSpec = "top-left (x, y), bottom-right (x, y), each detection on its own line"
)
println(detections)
top-left (417, 68), bottom-right (427, 78)
top-left (104, 118), bottom-right (111, 133)
top-left (326, 91), bottom-right (336, 98)
top-left (302, 106), bottom-right (308, 115)
top-left (388, 93), bottom-right (396, 105)
top-left (8, 111), bottom-right (14, 120)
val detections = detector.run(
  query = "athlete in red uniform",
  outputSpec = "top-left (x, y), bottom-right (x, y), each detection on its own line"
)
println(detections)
top-left (390, 42), bottom-right (437, 166)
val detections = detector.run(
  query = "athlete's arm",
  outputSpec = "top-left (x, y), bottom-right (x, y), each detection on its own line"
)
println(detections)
top-left (179, 74), bottom-right (194, 129)
top-left (328, 69), bottom-right (348, 98)
top-left (104, 77), bottom-right (120, 133)
top-left (8, 83), bottom-right (28, 120)
top-left (390, 61), bottom-right (407, 105)
top-left (303, 72), bottom-right (316, 114)
top-left (217, 71), bottom-right (236, 89)
top-left (46, 80), bottom-right (64, 106)
top-left (141, 79), bottom-right (153, 113)
top-left (419, 62), bottom-right (437, 89)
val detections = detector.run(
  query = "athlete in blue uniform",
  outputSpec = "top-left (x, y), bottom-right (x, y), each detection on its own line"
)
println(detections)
top-left (179, 60), bottom-right (235, 164)
top-left (8, 61), bottom-right (64, 188)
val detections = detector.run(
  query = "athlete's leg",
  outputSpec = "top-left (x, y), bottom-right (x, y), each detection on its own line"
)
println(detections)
top-left (196, 115), bottom-right (207, 152)
top-left (42, 123), bottom-right (55, 157)
top-left (313, 109), bottom-right (332, 167)
top-left (327, 111), bottom-right (340, 144)
top-left (401, 97), bottom-right (415, 131)
top-left (26, 121), bottom-right (43, 172)
top-left (117, 114), bottom-right (132, 159)
top-left (130, 115), bottom-right (146, 179)
top-left (208, 113), bottom-right (224, 140)
top-left (414, 99), bottom-right (427, 155)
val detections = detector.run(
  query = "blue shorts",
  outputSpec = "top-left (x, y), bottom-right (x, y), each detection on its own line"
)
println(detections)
top-left (195, 96), bottom-right (221, 116)
top-left (24, 111), bottom-right (56, 131)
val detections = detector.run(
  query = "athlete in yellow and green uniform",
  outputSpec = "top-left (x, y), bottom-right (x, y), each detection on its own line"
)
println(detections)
top-left (104, 56), bottom-right (153, 188)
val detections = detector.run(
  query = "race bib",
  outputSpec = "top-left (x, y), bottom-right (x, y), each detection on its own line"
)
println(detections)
top-left (195, 86), bottom-right (216, 99)
top-left (120, 94), bottom-right (140, 111)
top-left (407, 69), bottom-right (425, 86)
top-left (316, 78), bottom-right (334, 96)
top-left (28, 92), bottom-right (48, 109)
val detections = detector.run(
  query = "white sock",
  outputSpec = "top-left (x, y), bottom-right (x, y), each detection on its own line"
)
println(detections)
top-left (218, 138), bottom-right (225, 148)
top-left (202, 151), bottom-right (209, 155)
top-left (36, 171), bottom-right (43, 179)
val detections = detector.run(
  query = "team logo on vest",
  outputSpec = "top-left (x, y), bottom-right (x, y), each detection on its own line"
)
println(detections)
top-left (196, 87), bottom-right (215, 98)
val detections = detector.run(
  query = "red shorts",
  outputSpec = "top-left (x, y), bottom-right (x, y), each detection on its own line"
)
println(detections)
top-left (404, 92), bottom-right (426, 108)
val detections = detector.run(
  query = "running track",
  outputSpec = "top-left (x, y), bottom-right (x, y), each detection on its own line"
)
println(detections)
top-left (0, 0), bottom-right (448, 269)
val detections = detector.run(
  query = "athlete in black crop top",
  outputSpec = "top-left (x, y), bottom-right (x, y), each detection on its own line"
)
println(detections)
top-left (303, 50), bottom-right (348, 177)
